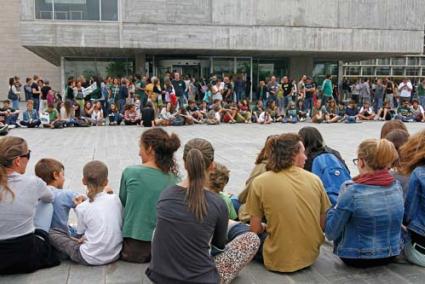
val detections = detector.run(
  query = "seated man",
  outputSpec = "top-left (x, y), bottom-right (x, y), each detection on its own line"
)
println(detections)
top-left (0, 100), bottom-right (20, 127)
top-left (358, 101), bottom-right (375, 121)
top-left (396, 100), bottom-right (414, 122)
top-left (246, 134), bottom-right (331, 272)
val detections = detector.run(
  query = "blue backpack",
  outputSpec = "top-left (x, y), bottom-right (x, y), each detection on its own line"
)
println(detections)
top-left (311, 153), bottom-right (351, 206)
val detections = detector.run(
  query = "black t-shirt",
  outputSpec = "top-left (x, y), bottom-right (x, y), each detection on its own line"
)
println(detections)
top-left (31, 83), bottom-right (40, 98)
top-left (386, 82), bottom-right (394, 94)
top-left (172, 80), bottom-right (186, 97)
top-left (141, 107), bottom-right (155, 127)
top-left (282, 83), bottom-right (292, 97)
top-left (41, 86), bottom-right (51, 100)
top-left (66, 86), bottom-right (75, 100)
top-left (146, 185), bottom-right (228, 284)
top-left (305, 82), bottom-right (316, 98)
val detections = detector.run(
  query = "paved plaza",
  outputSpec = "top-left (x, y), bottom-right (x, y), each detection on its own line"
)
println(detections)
top-left (1, 122), bottom-right (425, 283)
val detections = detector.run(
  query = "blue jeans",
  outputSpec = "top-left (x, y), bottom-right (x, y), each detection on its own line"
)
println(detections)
top-left (33, 97), bottom-right (40, 113)
top-left (305, 96), bottom-right (313, 115)
top-left (419, 96), bottom-right (425, 109)
top-left (12, 99), bottom-right (19, 110)
top-left (119, 99), bottom-right (126, 114)
top-left (34, 201), bottom-right (53, 233)
top-left (283, 96), bottom-right (291, 109)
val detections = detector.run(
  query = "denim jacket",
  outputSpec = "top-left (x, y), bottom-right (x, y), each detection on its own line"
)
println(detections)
top-left (325, 180), bottom-right (404, 259)
top-left (404, 166), bottom-right (425, 237)
top-left (22, 109), bottom-right (39, 122)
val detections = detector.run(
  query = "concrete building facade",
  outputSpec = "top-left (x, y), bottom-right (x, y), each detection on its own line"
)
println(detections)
top-left (0, 0), bottom-right (59, 98)
top-left (15, 0), bottom-right (425, 93)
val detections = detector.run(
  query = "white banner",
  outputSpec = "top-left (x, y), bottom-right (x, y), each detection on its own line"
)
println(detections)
top-left (82, 82), bottom-right (97, 98)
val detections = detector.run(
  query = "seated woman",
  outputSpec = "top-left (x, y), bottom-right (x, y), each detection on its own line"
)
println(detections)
top-left (311, 99), bottom-right (324, 123)
top-left (358, 101), bottom-right (375, 121)
top-left (140, 102), bottom-right (155, 127)
top-left (59, 100), bottom-right (76, 127)
top-left (238, 136), bottom-right (274, 222)
top-left (266, 100), bottom-right (282, 122)
top-left (283, 101), bottom-right (298, 123)
top-left (296, 99), bottom-right (307, 122)
top-left (108, 103), bottom-right (123, 125)
top-left (238, 100), bottom-right (252, 123)
top-left (399, 130), bottom-right (425, 267)
top-left (377, 101), bottom-right (394, 121)
top-left (325, 139), bottom-right (404, 268)
top-left (298, 127), bottom-right (350, 205)
top-left (155, 102), bottom-right (175, 126)
top-left (252, 100), bottom-right (264, 123)
top-left (91, 101), bottom-right (104, 126)
top-left (123, 104), bottom-right (141, 125)
top-left (119, 128), bottom-right (180, 263)
top-left (0, 137), bottom-right (60, 274)
top-left (323, 98), bottom-right (340, 123)
top-left (146, 138), bottom-right (259, 283)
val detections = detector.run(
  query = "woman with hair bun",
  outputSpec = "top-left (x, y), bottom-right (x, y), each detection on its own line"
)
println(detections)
top-left (399, 130), bottom-right (425, 267)
top-left (119, 128), bottom-right (181, 263)
top-left (325, 139), bottom-right (404, 268)
top-left (0, 136), bottom-right (59, 274)
top-left (146, 138), bottom-right (260, 284)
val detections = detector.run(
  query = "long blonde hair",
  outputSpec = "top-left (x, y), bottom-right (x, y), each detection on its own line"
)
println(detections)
top-left (0, 137), bottom-right (27, 201)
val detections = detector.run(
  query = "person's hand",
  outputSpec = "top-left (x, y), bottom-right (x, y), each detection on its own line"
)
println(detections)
top-left (73, 194), bottom-right (86, 206)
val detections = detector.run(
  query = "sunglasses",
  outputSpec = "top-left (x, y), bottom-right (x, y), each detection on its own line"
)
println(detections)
top-left (19, 150), bottom-right (31, 160)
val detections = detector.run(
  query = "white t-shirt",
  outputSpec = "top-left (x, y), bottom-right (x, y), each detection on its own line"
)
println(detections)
top-left (0, 173), bottom-right (52, 240)
top-left (411, 105), bottom-right (424, 116)
top-left (76, 192), bottom-right (123, 265)
top-left (398, 81), bottom-right (413, 98)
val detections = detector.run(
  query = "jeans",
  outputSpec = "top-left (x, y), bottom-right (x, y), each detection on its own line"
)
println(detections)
top-left (33, 97), bottom-right (40, 113)
top-left (374, 94), bottom-right (384, 113)
top-left (419, 96), bottom-right (425, 109)
top-left (283, 95), bottom-right (291, 109)
top-left (5, 114), bottom-right (18, 125)
top-left (20, 119), bottom-right (41, 128)
top-left (34, 201), bottom-right (53, 233)
top-left (12, 99), bottom-right (19, 110)
top-left (305, 96), bottom-right (313, 115)
top-left (119, 99), bottom-right (126, 114)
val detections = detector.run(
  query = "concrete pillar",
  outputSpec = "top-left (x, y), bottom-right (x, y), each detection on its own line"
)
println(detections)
top-left (338, 60), bottom-right (344, 85)
top-left (135, 53), bottom-right (146, 75)
top-left (289, 56), bottom-right (314, 80)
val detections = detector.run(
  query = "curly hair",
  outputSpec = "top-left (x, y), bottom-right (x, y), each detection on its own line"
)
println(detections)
top-left (140, 128), bottom-right (180, 175)
top-left (399, 130), bottom-right (425, 175)
top-left (208, 162), bottom-right (230, 193)
top-left (266, 133), bottom-right (302, 172)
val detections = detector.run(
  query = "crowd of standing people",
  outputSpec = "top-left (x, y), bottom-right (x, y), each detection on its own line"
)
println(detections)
top-left (1, 73), bottom-right (424, 134)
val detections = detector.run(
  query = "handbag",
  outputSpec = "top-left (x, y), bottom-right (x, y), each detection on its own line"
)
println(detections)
top-left (8, 88), bottom-right (18, 101)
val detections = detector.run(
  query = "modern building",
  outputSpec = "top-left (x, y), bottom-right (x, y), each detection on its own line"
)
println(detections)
top-left (0, 0), bottom-right (59, 97)
top-left (13, 0), bottom-right (425, 95)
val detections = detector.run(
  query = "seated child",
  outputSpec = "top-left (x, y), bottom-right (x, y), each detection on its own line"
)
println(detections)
top-left (377, 101), bottom-right (394, 121)
top-left (396, 100), bottom-right (414, 122)
top-left (296, 99), bottom-right (307, 122)
top-left (257, 110), bottom-right (272, 124)
top-left (208, 163), bottom-right (238, 220)
top-left (141, 102), bottom-right (155, 127)
top-left (283, 101), bottom-right (298, 123)
top-left (358, 101), bottom-right (375, 120)
top-left (206, 105), bottom-right (220, 125)
top-left (252, 100), bottom-right (264, 123)
top-left (186, 100), bottom-right (203, 123)
top-left (108, 103), bottom-right (123, 125)
top-left (21, 100), bottom-right (41, 128)
top-left (124, 104), bottom-right (141, 125)
top-left (41, 103), bottom-right (61, 128)
top-left (35, 158), bottom-right (79, 235)
top-left (91, 101), bottom-right (104, 126)
top-left (49, 161), bottom-right (123, 265)
top-left (0, 100), bottom-right (20, 127)
top-left (238, 100), bottom-right (252, 123)
top-left (344, 100), bottom-right (359, 123)
top-left (410, 99), bottom-right (424, 122)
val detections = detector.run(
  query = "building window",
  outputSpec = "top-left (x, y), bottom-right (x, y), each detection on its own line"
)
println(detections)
top-left (406, 68), bottom-right (420, 76)
top-left (362, 67), bottom-right (375, 76)
top-left (391, 58), bottom-right (406, 66)
top-left (346, 67), bottom-right (360, 76)
top-left (35, 0), bottom-right (117, 21)
top-left (377, 58), bottom-right (391, 65)
top-left (392, 67), bottom-right (404, 76)
top-left (407, 57), bottom-right (419, 66)
top-left (376, 67), bottom-right (390, 76)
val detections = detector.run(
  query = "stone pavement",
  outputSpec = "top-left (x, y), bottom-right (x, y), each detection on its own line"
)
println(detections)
top-left (1, 122), bottom-right (425, 283)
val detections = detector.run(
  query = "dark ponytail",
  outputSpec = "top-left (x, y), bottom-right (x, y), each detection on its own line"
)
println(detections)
top-left (183, 138), bottom-right (214, 222)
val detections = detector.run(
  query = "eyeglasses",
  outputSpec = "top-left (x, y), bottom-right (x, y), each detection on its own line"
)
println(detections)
top-left (352, 158), bottom-right (359, 165)
top-left (19, 150), bottom-right (31, 160)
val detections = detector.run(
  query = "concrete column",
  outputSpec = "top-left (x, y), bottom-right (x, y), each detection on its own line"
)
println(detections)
top-left (289, 56), bottom-right (314, 80)
top-left (135, 53), bottom-right (146, 75)
top-left (338, 60), bottom-right (344, 85)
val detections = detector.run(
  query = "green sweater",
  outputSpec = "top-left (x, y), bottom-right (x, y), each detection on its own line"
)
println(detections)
top-left (119, 165), bottom-right (178, 241)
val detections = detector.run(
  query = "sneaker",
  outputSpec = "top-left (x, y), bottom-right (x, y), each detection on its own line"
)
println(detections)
top-left (8, 124), bottom-right (16, 129)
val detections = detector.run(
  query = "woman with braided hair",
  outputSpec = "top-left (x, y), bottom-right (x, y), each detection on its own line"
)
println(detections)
top-left (0, 136), bottom-right (59, 274)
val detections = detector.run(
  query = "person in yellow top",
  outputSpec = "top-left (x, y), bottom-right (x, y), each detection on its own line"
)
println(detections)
top-left (246, 133), bottom-right (331, 272)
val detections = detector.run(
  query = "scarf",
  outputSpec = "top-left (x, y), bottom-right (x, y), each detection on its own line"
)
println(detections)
top-left (353, 169), bottom-right (394, 187)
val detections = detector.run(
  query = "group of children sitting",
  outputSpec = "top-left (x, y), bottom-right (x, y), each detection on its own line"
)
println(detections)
top-left (1, 95), bottom-right (423, 131)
